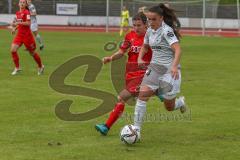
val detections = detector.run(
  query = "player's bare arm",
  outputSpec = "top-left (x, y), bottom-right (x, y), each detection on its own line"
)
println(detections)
top-left (171, 42), bottom-right (181, 80)
top-left (102, 49), bottom-right (126, 64)
top-left (10, 18), bottom-right (18, 34)
top-left (138, 44), bottom-right (149, 67)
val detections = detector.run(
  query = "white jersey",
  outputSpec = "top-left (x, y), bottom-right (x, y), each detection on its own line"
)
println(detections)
top-left (28, 3), bottom-right (37, 24)
top-left (144, 21), bottom-right (179, 66)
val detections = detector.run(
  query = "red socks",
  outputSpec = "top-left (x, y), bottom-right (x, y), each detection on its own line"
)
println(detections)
top-left (11, 51), bottom-right (20, 68)
top-left (105, 103), bottom-right (125, 129)
top-left (33, 53), bottom-right (42, 68)
top-left (11, 51), bottom-right (42, 68)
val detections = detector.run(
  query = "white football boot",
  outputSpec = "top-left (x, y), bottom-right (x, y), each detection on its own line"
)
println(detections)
top-left (38, 65), bottom-right (45, 75)
top-left (179, 96), bottom-right (187, 113)
top-left (11, 68), bottom-right (21, 75)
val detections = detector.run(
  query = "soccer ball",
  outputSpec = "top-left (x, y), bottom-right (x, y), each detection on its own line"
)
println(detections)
top-left (120, 125), bottom-right (140, 144)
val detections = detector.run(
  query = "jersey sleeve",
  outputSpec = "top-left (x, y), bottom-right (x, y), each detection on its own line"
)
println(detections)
top-left (30, 5), bottom-right (37, 14)
top-left (120, 33), bottom-right (131, 51)
top-left (24, 10), bottom-right (31, 21)
top-left (143, 29), bottom-right (150, 45)
top-left (163, 27), bottom-right (179, 46)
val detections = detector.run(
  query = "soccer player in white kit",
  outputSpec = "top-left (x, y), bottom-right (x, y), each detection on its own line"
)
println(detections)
top-left (27, 0), bottom-right (44, 50)
top-left (133, 3), bottom-right (187, 134)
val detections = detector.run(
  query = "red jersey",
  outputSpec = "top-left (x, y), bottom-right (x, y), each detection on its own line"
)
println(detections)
top-left (121, 31), bottom-right (152, 64)
top-left (15, 9), bottom-right (31, 34)
top-left (120, 30), bottom-right (152, 75)
top-left (13, 9), bottom-right (36, 52)
top-left (120, 30), bottom-right (152, 94)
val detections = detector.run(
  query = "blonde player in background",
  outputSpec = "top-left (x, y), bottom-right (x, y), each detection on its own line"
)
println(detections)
top-left (120, 6), bottom-right (130, 37)
top-left (27, 0), bottom-right (44, 51)
top-left (138, 6), bottom-right (147, 14)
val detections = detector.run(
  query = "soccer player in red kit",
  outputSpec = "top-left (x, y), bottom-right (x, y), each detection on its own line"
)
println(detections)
top-left (10, 0), bottom-right (44, 75)
top-left (95, 12), bottom-right (152, 135)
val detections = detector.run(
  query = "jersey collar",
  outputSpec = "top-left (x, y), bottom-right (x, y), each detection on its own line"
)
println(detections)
top-left (151, 21), bottom-right (166, 33)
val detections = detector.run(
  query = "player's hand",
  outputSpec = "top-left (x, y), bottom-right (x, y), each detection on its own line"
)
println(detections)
top-left (11, 27), bottom-right (16, 35)
top-left (138, 58), bottom-right (147, 69)
top-left (102, 56), bottom-right (112, 64)
top-left (171, 66), bottom-right (179, 80)
top-left (11, 22), bottom-right (17, 27)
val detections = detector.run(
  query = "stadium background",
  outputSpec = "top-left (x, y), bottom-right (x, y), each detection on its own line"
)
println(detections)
top-left (0, 0), bottom-right (239, 36)
top-left (1, 0), bottom-right (239, 18)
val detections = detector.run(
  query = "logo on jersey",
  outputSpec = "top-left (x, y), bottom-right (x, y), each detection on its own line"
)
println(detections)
top-left (167, 31), bottom-right (174, 37)
top-left (16, 19), bottom-right (23, 23)
top-left (146, 69), bottom-right (152, 76)
top-left (27, 15), bottom-right (30, 20)
top-left (130, 46), bottom-right (141, 53)
top-left (151, 46), bottom-right (162, 50)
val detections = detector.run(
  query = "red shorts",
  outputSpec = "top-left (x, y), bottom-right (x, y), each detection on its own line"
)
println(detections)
top-left (13, 32), bottom-right (36, 52)
top-left (125, 71), bottom-right (145, 96)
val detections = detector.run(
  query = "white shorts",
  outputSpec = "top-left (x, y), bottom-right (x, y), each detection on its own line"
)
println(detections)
top-left (31, 22), bottom-right (38, 32)
top-left (141, 64), bottom-right (181, 100)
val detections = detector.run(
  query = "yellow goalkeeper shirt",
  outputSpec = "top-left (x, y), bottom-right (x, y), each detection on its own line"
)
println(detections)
top-left (121, 10), bottom-right (129, 24)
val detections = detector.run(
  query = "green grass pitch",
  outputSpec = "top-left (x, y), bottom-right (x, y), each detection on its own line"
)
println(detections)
top-left (0, 29), bottom-right (239, 160)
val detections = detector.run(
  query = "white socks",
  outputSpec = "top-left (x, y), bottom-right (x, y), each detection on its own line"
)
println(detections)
top-left (133, 98), bottom-right (184, 130)
top-left (134, 99), bottom-right (147, 130)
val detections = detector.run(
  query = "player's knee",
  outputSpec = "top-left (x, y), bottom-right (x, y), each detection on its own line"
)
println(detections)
top-left (164, 100), bottom-right (175, 111)
top-left (138, 93), bottom-right (149, 101)
top-left (11, 48), bottom-right (16, 53)
top-left (118, 96), bottom-right (125, 103)
top-left (10, 46), bottom-right (17, 53)
top-left (29, 51), bottom-right (35, 56)
top-left (10, 45), bottom-right (17, 53)
top-left (138, 87), bottom-right (153, 101)
top-left (33, 31), bottom-right (38, 36)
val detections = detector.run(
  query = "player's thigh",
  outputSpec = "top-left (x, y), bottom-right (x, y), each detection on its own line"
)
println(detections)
top-left (11, 35), bottom-right (23, 52)
top-left (126, 75), bottom-right (144, 97)
top-left (23, 34), bottom-right (36, 54)
top-left (123, 23), bottom-right (129, 29)
top-left (161, 70), bottom-right (182, 100)
top-left (138, 85), bottom-right (155, 101)
top-left (121, 22), bottom-right (128, 27)
top-left (141, 67), bottom-right (160, 92)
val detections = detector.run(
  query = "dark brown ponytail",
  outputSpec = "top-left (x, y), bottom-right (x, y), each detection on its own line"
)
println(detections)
top-left (149, 3), bottom-right (181, 39)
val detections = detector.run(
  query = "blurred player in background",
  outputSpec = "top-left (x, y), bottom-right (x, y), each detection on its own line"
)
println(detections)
top-left (27, 0), bottom-right (44, 50)
top-left (95, 12), bottom-right (152, 136)
top-left (10, 0), bottom-right (44, 75)
top-left (120, 6), bottom-right (130, 37)
top-left (138, 6), bottom-right (147, 14)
